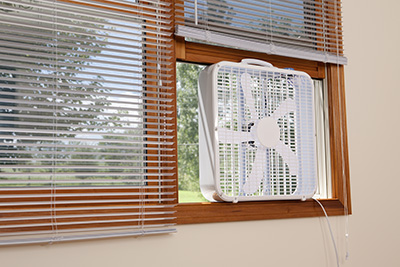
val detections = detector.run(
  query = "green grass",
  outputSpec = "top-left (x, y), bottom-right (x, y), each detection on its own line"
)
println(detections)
top-left (178, 190), bottom-right (208, 203)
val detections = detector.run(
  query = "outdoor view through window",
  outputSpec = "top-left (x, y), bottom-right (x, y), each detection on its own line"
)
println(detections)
top-left (176, 63), bottom-right (206, 203)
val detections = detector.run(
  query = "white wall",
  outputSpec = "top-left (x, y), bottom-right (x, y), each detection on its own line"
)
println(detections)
top-left (1, 1), bottom-right (399, 266)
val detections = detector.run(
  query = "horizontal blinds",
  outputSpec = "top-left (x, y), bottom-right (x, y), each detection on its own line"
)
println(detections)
top-left (0, 0), bottom-right (176, 245)
top-left (175, 0), bottom-right (347, 64)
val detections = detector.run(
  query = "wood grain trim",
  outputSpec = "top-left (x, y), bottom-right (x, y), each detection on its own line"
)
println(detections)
top-left (175, 39), bottom-right (326, 79)
top-left (170, 0), bottom-right (180, 204)
top-left (327, 64), bottom-right (352, 214)
top-left (177, 199), bottom-right (346, 224)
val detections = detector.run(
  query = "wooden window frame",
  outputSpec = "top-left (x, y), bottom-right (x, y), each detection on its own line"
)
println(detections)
top-left (0, 0), bottom-right (177, 242)
top-left (173, 37), bottom-right (351, 224)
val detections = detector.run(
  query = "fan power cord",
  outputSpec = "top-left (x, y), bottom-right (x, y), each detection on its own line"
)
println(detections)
top-left (313, 198), bottom-right (340, 267)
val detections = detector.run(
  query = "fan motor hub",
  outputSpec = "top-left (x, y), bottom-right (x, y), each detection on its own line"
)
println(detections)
top-left (255, 117), bottom-right (280, 148)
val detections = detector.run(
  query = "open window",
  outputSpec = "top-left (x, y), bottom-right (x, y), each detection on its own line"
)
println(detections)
top-left (173, 0), bottom-right (350, 224)
top-left (174, 39), bottom-right (350, 224)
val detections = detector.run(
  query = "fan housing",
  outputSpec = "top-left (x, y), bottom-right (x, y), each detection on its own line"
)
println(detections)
top-left (198, 59), bottom-right (317, 202)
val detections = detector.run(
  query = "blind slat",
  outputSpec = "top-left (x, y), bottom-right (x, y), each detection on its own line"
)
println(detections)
top-left (0, 142), bottom-right (174, 152)
top-left (0, 217), bottom-right (175, 230)
top-left (0, 198), bottom-right (176, 206)
top-left (0, 228), bottom-right (176, 246)
top-left (0, 212), bottom-right (176, 223)
top-left (0, 151), bottom-right (175, 158)
top-left (0, 83), bottom-right (174, 99)
top-left (0, 76), bottom-right (173, 91)
top-left (0, 121), bottom-right (174, 133)
top-left (0, 224), bottom-right (176, 240)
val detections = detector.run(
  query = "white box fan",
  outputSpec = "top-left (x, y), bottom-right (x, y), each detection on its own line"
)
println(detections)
top-left (199, 59), bottom-right (317, 202)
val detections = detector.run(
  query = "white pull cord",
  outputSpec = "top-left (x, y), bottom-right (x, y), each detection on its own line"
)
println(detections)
top-left (313, 198), bottom-right (340, 267)
top-left (194, 0), bottom-right (198, 25)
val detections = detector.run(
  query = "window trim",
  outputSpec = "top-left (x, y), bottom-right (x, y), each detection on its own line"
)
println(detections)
top-left (0, 0), bottom-right (177, 245)
top-left (173, 38), bottom-right (351, 224)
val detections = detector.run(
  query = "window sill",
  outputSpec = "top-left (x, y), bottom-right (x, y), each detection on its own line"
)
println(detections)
top-left (176, 199), bottom-right (350, 224)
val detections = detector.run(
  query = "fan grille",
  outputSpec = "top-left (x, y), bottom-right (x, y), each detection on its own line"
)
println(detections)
top-left (216, 65), bottom-right (316, 198)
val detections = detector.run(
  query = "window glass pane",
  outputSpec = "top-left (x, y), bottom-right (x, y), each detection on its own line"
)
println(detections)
top-left (313, 79), bottom-right (332, 199)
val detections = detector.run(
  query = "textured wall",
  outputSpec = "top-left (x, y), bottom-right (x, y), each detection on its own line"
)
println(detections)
top-left (1, 1), bottom-right (399, 266)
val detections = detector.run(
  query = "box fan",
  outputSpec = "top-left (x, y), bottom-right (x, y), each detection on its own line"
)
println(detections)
top-left (199, 59), bottom-right (317, 202)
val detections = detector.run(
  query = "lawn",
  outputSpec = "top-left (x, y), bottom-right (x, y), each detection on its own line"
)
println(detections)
top-left (178, 190), bottom-right (208, 203)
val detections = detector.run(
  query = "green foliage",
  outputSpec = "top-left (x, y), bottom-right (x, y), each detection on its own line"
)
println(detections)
top-left (176, 63), bottom-right (205, 192)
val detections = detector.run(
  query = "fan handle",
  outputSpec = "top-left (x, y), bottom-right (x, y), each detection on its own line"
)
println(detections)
top-left (241, 59), bottom-right (273, 68)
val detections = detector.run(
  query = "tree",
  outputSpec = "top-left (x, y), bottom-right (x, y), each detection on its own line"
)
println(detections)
top-left (0, 2), bottom-right (121, 178)
top-left (176, 63), bottom-right (204, 193)
top-left (206, 0), bottom-right (235, 25)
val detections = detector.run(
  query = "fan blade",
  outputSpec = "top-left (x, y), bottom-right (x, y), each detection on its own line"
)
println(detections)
top-left (218, 128), bottom-right (252, 144)
top-left (242, 147), bottom-right (267, 195)
top-left (274, 141), bottom-right (299, 176)
top-left (271, 98), bottom-right (296, 120)
top-left (240, 73), bottom-right (256, 119)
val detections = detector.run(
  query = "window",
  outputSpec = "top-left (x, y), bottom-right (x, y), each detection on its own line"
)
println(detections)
top-left (173, 0), bottom-right (350, 224)
top-left (0, 0), bottom-right (351, 245)
top-left (174, 39), bottom-right (351, 224)
top-left (0, 0), bottom-right (176, 245)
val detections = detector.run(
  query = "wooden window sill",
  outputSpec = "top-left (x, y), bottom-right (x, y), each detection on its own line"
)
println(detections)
top-left (177, 199), bottom-right (349, 224)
